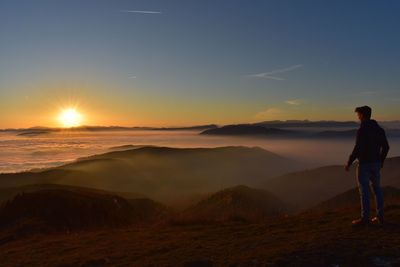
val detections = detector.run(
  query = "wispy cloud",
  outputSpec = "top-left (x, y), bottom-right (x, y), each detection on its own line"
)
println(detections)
top-left (120, 10), bottom-right (162, 14)
top-left (285, 99), bottom-right (303, 105)
top-left (246, 64), bottom-right (303, 80)
top-left (128, 75), bottom-right (137, 79)
top-left (359, 91), bottom-right (377, 95)
top-left (255, 108), bottom-right (283, 119)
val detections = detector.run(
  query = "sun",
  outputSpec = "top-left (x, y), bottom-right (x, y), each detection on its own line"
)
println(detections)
top-left (58, 108), bottom-right (83, 127)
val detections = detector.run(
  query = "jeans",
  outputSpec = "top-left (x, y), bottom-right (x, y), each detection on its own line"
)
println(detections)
top-left (356, 162), bottom-right (384, 220)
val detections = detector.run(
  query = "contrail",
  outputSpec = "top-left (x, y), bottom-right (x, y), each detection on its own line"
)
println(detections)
top-left (120, 10), bottom-right (162, 14)
top-left (246, 64), bottom-right (303, 80)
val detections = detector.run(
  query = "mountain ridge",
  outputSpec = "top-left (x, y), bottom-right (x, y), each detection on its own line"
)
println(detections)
top-left (0, 146), bottom-right (302, 204)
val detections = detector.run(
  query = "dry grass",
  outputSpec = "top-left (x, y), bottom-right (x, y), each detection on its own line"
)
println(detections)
top-left (0, 202), bottom-right (399, 267)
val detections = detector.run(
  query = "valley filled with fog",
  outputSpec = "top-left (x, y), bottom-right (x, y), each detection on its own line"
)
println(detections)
top-left (1, 129), bottom-right (400, 173)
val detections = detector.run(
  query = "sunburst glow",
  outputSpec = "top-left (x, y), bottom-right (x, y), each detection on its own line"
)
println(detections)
top-left (58, 108), bottom-right (83, 127)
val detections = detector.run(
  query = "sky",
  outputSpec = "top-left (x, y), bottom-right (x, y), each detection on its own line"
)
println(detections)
top-left (0, 0), bottom-right (399, 128)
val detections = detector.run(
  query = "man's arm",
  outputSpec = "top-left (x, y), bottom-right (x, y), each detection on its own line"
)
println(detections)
top-left (380, 128), bottom-right (390, 166)
top-left (346, 128), bottom-right (363, 169)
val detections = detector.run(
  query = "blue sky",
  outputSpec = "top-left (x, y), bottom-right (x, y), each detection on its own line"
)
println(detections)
top-left (1, 0), bottom-right (399, 127)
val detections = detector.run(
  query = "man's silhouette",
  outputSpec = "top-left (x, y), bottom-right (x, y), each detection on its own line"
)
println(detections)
top-left (345, 106), bottom-right (390, 226)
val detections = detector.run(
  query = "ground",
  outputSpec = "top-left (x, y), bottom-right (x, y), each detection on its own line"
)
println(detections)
top-left (1, 204), bottom-right (399, 267)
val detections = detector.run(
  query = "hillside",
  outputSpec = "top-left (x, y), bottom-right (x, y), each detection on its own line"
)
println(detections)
top-left (0, 146), bottom-right (301, 204)
top-left (262, 157), bottom-right (400, 209)
top-left (0, 188), bottom-right (168, 234)
top-left (316, 186), bottom-right (400, 210)
top-left (0, 187), bottom-right (399, 266)
top-left (0, 184), bottom-right (144, 205)
top-left (177, 185), bottom-right (288, 223)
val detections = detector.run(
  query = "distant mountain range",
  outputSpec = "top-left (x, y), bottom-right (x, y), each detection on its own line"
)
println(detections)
top-left (3, 120), bottom-right (400, 134)
top-left (1, 124), bottom-right (218, 136)
top-left (255, 120), bottom-right (359, 128)
top-left (201, 122), bottom-right (400, 138)
top-left (200, 125), bottom-right (298, 136)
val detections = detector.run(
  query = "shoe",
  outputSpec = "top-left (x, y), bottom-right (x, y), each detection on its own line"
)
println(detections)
top-left (352, 218), bottom-right (369, 226)
top-left (371, 216), bottom-right (384, 225)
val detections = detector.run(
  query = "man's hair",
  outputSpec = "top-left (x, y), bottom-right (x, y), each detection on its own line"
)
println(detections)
top-left (355, 105), bottom-right (372, 119)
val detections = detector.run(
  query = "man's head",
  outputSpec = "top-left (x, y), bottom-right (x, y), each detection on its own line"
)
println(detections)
top-left (355, 106), bottom-right (372, 121)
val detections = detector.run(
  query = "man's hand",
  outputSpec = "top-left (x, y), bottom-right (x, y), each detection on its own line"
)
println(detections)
top-left (344, 163), bottom-right (351, 172)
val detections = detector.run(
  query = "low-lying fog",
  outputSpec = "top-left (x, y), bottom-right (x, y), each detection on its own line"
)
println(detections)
top-left (1, 130), bottom-right (399, 173)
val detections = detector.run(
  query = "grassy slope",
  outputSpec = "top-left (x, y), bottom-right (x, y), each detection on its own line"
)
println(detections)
top-left (0, 188), bottom-right (169, 233)
top-left (0, 184), bottom-right (144, 205)
top-left (178, 185), bottom-right (289, 223)
top-left (0, 190), bottom-right (399, 266)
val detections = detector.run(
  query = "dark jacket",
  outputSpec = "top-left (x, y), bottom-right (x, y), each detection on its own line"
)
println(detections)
top-left (348, 119), bottom-right (390, 165)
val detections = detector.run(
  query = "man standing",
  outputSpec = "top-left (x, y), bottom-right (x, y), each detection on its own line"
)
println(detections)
top-left (345, 106), bottom-right (390, 226)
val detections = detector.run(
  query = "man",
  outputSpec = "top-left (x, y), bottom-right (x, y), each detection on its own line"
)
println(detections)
top-left (345, 106), bottom-right (390, 226)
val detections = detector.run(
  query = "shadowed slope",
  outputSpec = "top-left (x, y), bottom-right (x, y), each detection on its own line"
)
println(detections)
top-left (177, 185), bottom-right (288, 223)
top-left (262, 157), bottom-right (400, 209)
top-left (316, 186), bottom-right (400, 210)
top-left (0, 184), bottom-right (144, 205)
top-left (0, 189), bottom-right (168, 233)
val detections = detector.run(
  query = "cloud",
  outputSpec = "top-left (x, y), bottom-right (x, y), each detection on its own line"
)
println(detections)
top-left (359, 91), bottom-right (377, 95)
top-left (120, 10), bottom-right (162, 14)
top-left (255, 108), bottom-right (283, 119)
top-left (285, 99), bottom-right (303, 105)
top-left (246, 64), bottom-right (303, 80)
top-left (128, 75), bottom-right (137, 79)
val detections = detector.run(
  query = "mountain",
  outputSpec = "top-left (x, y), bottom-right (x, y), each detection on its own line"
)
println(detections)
top-left (150, 124), bottom-right (217, 131)
top-left (108, 144), bottom-right (151, 151)
top-left (0, 188), bottom-right (167, 233)
top-left (177, 185), bottom-right (288, 223)
top-left (262, 157), bottom-right (400, 209)
top-left (200, 123), bottom-right (400, 138)
top-left (0, 146), bottom-right (301, 204)
top-left (314, 129), bottom-right (357, 138)
top-left (255, 120), bottom-right (359, 128)
top-left (315, 128), bottom-right (400, 138)
top-left (16, 130), bottom-right (52, 136)
top-left (200, 125), bottom-right (297, 136)
top-left (7, 124), bottom-right (217, 136)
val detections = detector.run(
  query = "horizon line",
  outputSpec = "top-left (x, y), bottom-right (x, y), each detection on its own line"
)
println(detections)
top-left (1, 119), bottom-right (385, 131)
